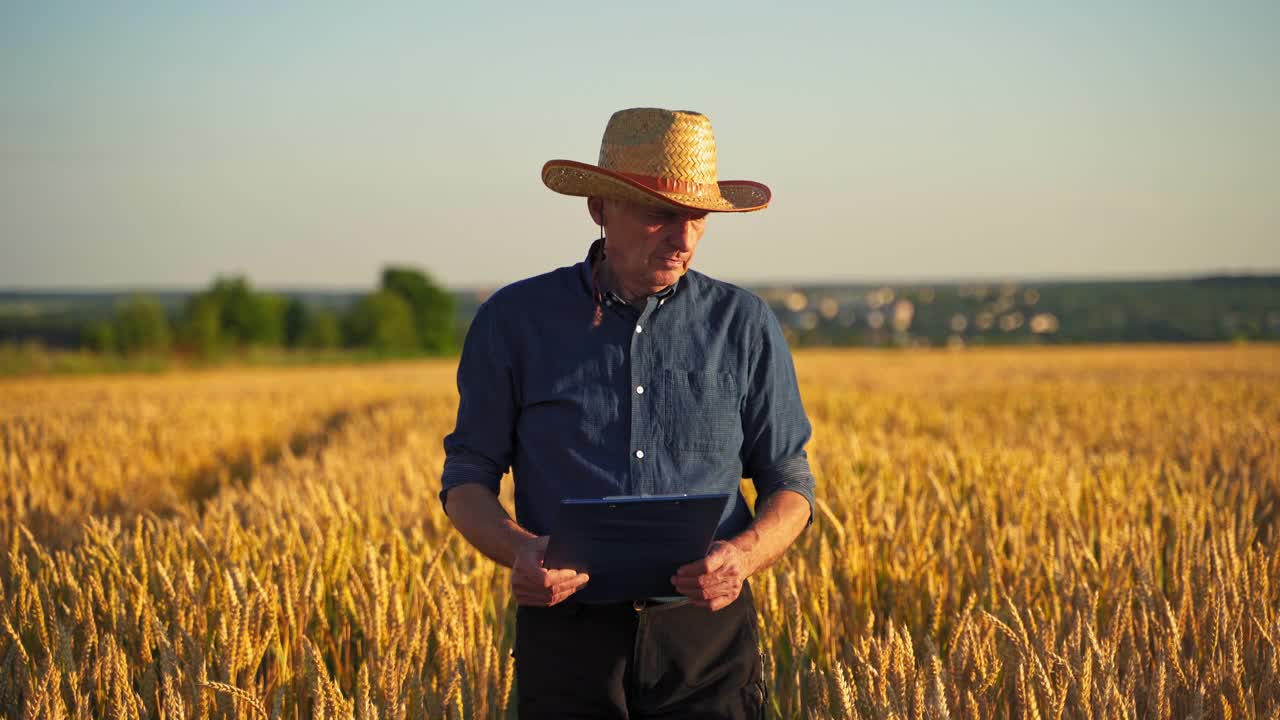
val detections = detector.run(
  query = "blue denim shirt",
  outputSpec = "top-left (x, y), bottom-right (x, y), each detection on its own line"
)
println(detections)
top-left (440, 240), bottom-right (815, 541)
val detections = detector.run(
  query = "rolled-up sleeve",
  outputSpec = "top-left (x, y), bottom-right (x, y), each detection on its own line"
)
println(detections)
top-left (741, 299), bottom-right (816, 526)
top-left (440, 299), bottom-right (518, 514)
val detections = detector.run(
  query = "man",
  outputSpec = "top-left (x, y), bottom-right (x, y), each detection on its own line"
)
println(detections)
top-left (440, 107), bottom-right (816, 719)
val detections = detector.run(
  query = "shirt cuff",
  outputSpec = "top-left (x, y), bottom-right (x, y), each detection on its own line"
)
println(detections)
top-left (439, 455), bottom-right (504, 514)
top-left (752, 454), bottom-right (816, 527)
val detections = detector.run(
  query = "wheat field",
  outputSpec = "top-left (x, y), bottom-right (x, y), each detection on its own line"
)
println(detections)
top-left (1, 345), bottom-right (1277, 719)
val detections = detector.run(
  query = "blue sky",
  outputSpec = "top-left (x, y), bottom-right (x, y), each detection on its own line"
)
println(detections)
top-left (2, 2), bottom-right (1277, 289)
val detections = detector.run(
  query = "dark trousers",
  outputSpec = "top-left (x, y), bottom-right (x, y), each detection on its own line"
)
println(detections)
top-left (514, 580), bottom-right (768, 719)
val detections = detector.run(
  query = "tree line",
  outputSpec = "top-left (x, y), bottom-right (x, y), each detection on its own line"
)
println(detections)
top-left (85, 267), bottom-right (456, 358)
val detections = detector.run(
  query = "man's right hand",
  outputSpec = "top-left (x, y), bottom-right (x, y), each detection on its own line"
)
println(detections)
top-left (511, 536), bottom-right (590, 607)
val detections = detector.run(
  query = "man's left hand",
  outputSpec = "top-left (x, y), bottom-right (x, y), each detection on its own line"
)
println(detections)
top-left (671, 540), bottom-right (754, 611)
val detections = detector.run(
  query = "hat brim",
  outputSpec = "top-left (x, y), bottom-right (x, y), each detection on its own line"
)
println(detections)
top-left (542, 160), bottom-right (770, 213)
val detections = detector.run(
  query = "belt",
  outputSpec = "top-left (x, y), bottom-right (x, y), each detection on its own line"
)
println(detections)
top-left (522, 596), bottom-right (692, 617)
top-left (632, 596), bottom-right (689, 611)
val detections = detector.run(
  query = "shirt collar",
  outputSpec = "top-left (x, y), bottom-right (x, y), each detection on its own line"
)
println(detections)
top-left (582, 237), bottom-right (679, 305)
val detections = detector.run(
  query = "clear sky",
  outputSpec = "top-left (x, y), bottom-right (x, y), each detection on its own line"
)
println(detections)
top-left (2, 2), bottom-right (1277, 289)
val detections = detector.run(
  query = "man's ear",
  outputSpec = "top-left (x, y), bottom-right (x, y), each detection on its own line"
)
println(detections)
top-left (587, 196), bottom-right (606, 227)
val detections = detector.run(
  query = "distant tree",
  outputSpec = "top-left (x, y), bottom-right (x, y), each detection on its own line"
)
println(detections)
top-left (83, 322), bottom-right (116, 354)
top-left (283, 298), bottom-right (308, 348)
top-left (179, 276), bottom-right (285, 355)
top-left (180, 294), bottom-right (224, 357)
top-left (344, 290), bottom-right (418, 353)
top-left (300, 309), bottom-right (342, 349)
top-left (283, 298), bottom-right (343, 350)
top-left (381, 266), bottom-right (456, 354)
top-left (112, 295), bottom-right (171, 354)
top-left (210, 277), bottom-right (285, 346)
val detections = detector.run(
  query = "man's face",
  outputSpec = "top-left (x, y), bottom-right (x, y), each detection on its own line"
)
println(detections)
top-left (589, 198), bottom-right (709, 296)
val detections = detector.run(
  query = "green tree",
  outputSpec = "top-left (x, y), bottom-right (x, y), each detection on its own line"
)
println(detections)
top-left (210, 277), bottom-right (285, 346)
top-left (83, 322), bottom-right (116, 354)
top-left (283, 298), bottom-right (343, 350)
top-left (180, 294), bottom-right (224, 358)
top-left (300, 309), bottom-right (342, 349)
top-left (284, 299), bottom-right (308, 348)
top-left (344, 290), bottom-right (418, 353)
top-left (179, 276), bottom-right (286, 355)
top-left (381, 266), bottom-right (456, 354)
top-left (112, 295), bottom-right (171, 355)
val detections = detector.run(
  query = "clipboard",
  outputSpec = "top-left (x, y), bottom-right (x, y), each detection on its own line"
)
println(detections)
top-left (543, 493), bottom-right (732, 604)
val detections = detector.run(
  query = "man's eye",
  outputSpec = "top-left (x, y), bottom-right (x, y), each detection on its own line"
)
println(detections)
top-left (645, 210), bottom-right (706, 225)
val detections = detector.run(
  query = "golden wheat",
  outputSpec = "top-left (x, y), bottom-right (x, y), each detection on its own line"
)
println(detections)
top-left (1, 345), bottom-right (1277, 718)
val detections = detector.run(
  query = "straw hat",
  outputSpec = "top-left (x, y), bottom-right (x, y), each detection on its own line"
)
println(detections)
top-left (541, 107), bottom-right (771, 213)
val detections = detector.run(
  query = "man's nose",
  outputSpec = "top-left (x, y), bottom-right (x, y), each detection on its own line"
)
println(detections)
top-left (667, 220), bottom-right (698, 252)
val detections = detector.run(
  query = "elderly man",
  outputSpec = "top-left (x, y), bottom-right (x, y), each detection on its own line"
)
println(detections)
top-left (440, 107), bottom-right (816, 719)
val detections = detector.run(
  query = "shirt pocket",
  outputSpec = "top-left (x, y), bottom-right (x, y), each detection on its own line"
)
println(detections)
top-left (658, 369), bottom-right (742, 454)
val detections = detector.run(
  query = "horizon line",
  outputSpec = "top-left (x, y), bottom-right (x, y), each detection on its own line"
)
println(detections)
top-left (2, 268), bottom-right (1278, 295)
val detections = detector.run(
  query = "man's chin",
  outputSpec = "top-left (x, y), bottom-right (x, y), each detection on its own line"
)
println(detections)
top-left (650, 268), bottom-right (686, 288)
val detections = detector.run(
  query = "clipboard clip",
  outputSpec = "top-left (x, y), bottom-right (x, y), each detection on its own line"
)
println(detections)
top-left (601, 493), bottom-right (690, 508)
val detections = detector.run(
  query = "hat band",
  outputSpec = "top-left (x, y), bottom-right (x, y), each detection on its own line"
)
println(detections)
top-left (616, 171), bottom-right (718, 199)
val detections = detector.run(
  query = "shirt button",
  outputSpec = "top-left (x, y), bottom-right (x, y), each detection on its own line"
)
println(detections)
top-left (635, 450), bottom-right (645, 459)
top-left (635, 325), bottom-right (643, 334)
top-left (659, 299), bottom-right (666, 306)
top-left (636, 385), bottom-right (644, 394)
